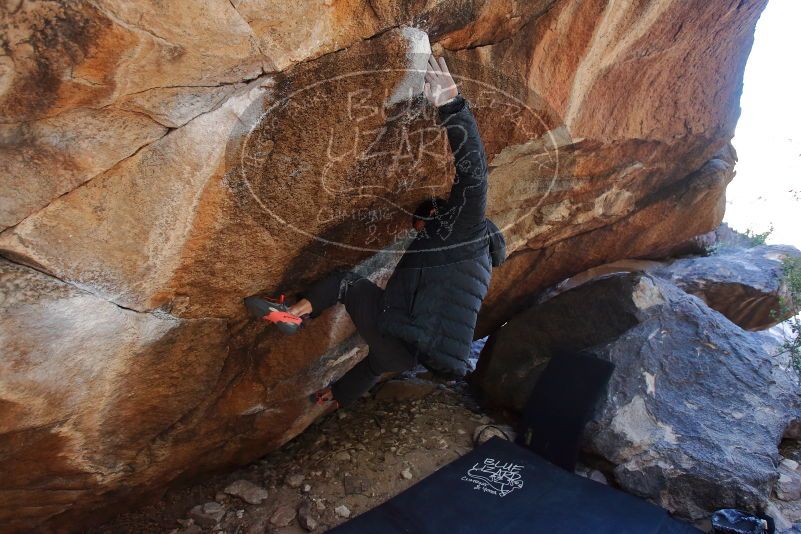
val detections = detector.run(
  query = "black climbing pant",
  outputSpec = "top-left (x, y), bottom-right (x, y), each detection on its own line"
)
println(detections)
top-left (302, 271), bottom-right (417, 407)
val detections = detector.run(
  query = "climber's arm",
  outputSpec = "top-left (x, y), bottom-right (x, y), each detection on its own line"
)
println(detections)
top-left (437, 95), bottom-right (488, 233)
top-left (424, 55), bottom-right (488, 234)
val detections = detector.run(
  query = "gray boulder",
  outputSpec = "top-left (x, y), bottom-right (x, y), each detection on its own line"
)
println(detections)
top-left (475, 272), bottom-right (659, 411)
top-left (536, 244), bottom-right (801, 332)
top-left (651, 244), bottom-right (801, 330)
top-left (474, 272), bottom-right (800, 520)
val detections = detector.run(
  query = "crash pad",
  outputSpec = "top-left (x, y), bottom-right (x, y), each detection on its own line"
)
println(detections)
top-left (329, 437), bottom-right (701, 533)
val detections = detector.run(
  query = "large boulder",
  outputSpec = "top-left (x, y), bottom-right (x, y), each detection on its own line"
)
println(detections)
top-left (533, 243), bottom-right (801, 331)
top-left (0, 0), bottom-right (768, 529)
top-left (0, 258), bottom-right (368, 531)
top-left (474, 272), bottom-right (801, 520)
top-left (651, 244), bottom-right (801, 330)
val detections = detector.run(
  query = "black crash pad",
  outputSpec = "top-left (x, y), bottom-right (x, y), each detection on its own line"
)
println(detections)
top-left (329, 437), bottom-right (700, 534)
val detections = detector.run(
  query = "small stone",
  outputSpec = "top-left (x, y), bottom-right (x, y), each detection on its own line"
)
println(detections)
top-left (335, 505), bottom-right (351, 518)
top-left (286, 473), bottom-right (305, 488)
top-left (297, 501), bottom-right (319, 532)
top-left (457, 429), bottom-right (466, 435)
top-left (765, 502), bottom-right (792, 532)
top-left (776, 470), bottom-right (801, 501)
top-left (236, 509), bottom-right (244, 519)
top-left (472, 424), bottom-right (516, 446)
top-left (334, 450), bottom-right (352, 462)
top-left (224, 479), bottom-right (269, 505)
top-left (589, 470), bottom-right (608, 485)
top-left (300, 515), bottom-right (318, 531)
top-left (343, 475), bottom-right (369, 495)
top-left (302, 483), bottom-right (312, 493)
top-left (189, 502), bottom-right (225, 527)
top-left (204, 502), bottom-right (224, 514)
top-left (781, 458), bottom-right (799, 471)
top-left (270, 505), bottom-right (296, 527)
top-left (314, 498), bottom-right (326, 512)
top-left (400, 468), bottom-right (413, 480)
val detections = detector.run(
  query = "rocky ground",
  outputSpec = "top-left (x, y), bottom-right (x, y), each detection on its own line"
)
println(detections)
top-left (776, 440), bottom-right (801, 529)
top-left (91, 371), bottom-right (510, 533)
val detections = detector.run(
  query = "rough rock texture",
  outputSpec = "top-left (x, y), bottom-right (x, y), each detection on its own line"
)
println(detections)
top-left (474, 272), bottom-right (801, 520)
top-left (532, 243), bottom-right (801, 331)
top-left (651, 244), bottom-right (801, 330)
top-left (0, 0), bottom-right (767, 530)
top-left (476, 153), bottom-right (737, 336)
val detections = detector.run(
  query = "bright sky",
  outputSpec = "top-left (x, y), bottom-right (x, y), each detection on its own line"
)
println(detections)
top-left (726, 0), bottom-right (801, 249)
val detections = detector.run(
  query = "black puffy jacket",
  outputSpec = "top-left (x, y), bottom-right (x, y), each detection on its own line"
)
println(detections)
top-left (377, 95), bottom-right (492, 376)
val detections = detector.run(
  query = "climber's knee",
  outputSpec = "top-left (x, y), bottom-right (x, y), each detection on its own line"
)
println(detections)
top-left (302, 269), bottom-right (361, 318)
top-left (336, 271), bottom-right (363, 303)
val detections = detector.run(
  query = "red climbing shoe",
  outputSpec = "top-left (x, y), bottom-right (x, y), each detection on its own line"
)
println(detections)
top-left (310, 388), bottom-right (340, 411)
top-left (244, 295), bottom-right (303, 334)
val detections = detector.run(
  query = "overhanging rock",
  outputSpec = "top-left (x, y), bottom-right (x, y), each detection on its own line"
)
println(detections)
top-left (0, 0), bottom-right (770, 529)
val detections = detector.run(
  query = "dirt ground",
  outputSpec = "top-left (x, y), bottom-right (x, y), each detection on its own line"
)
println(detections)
top-left (92, 370), bottom-right (508, 533)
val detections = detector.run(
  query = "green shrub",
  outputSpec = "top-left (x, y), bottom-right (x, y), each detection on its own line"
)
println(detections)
top-left (774, 257), bottom-right (801, 375)
top-left (704, 225), bottom-right (773, 256)
top-left (743, 225), bottom-right (773, 246)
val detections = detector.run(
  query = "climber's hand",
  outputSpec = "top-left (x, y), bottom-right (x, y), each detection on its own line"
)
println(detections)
top-left (424, 54), bottom-right (459, 107)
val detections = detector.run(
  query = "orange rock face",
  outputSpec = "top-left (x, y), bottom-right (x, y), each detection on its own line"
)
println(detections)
top-left (0, 0), bottom-right (766, 530)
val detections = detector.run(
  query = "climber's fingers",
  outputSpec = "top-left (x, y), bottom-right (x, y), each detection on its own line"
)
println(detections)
top-left (426, 55), bottom-right (455, 89)
top-left (427, 55), bottom-right (446, 82)
top-left (424, 55), bottom-right (458, 106)
top-left (425, 71), bottom-right (439, 91)
top-left (428, 54), bottom-right (439, 75)
top-left (424, 69), bottom-right (437, 89)
top-left (437, 56), bottom-right (451, 77)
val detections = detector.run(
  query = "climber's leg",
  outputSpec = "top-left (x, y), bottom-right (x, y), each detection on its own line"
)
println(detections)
top-left (292, 270), bottom-right (416, 406)
top-left (244, 270), bottom-right (358, 333)
top-left (330, 341), bottom-right (416, 407)
top-left (329, 277), bottom-right (417, 407)
top-left (297, 270), bottom-right (362, 318)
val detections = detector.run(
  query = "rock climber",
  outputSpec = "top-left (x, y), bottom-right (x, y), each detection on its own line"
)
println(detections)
top-left (245, 54), bottom-right (495, 411)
